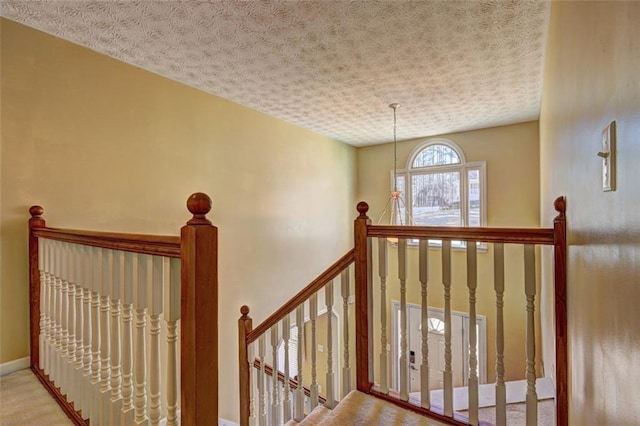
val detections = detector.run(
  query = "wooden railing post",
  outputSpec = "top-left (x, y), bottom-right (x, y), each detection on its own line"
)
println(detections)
top-left (354, 201), bottom-right (372, 392)
top-left (29, 205), bottom-right (46, 369)
top-left (181, 193), bottom-right (218, 425)
top-left (553, 196), bottom-right (568, 426)
top-left (238, 305), bottom-right (253, 426)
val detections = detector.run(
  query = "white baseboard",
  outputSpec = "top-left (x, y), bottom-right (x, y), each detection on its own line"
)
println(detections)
top-left (0, 357), bottom-right (30, 377)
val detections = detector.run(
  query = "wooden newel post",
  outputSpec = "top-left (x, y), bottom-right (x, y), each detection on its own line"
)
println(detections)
top-left (238, 305), bottom-right (253, 426)
top-left (29, 206), bottom-right (46, 370)
top-left (181, 193), bottom-right (218, 425)
top-left (354, 201), bottom-right (372, 392)
top-left (553, 196), bottom-right (568, 426)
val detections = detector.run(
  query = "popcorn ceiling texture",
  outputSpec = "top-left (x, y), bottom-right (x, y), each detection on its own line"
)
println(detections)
top-left (1, 1), bottom-right (550, 146)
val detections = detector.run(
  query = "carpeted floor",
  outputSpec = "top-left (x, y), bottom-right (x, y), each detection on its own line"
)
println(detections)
top-left (0, 369), bottom-right (73, 425)
top-left (459, 400), bottom-right (555, 425)
top-left (2, 369), bottom-right (552, 426)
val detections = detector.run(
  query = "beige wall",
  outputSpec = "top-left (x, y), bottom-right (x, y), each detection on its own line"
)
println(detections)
top-left (0, 19), bottom-right (356, 421)
top-left (357, 122), bottom-right (542, 384)
top-left (540, 2), bottom-right (640, 424)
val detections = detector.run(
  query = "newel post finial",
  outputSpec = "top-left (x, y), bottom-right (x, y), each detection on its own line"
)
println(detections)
top-left (553, 196), bottom-right (566, 221)
top-left (186, 192), bottom-right (212, 225)
top-left (30, 205), bottom-right (44, 219)
top-left (240, 305), bottom-right (250, 319)
top-left (356, 201), bottom-right (369, 219)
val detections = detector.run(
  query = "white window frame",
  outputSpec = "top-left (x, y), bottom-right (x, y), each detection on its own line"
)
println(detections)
top-left (392, 139), bottom-right (487, 247)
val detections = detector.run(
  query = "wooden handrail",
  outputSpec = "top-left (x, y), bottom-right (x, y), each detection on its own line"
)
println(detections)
top-left (246, 249), bottom-right (355, 344)
top-left (368, 224), bottom-right (555, 245)
top-left (32, 228), bottom-right (181, 258)
top-left (253, 359), bottom-right (327, 405)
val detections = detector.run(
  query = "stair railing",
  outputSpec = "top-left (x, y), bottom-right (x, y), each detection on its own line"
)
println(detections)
top-left (28, 192), bottom-right (218, 425)
top-left (353, 197), bottom-right (567, 426)
top-left (238, 250), bottom-right (355, 426)
top-left (239, 197), bottom-right (567, 426)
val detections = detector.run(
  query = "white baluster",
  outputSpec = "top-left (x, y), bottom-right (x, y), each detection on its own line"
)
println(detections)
top-left (99, 249), bottom-right (112, 425)
top-left (309, 293), bottom-right (319, 409)
top-left (49, 240), bottom-right (59, 381)
top-left (258, 334), bottom-right (267, 426)
top-left (270, 323), bottom-right (280, 425)
top-left (53, 241), bottom-right (63, 387)
top-left (66, 243), bottom-right (77, 404)
top-left (73, 244), bottom-right (85, 409)
top-left (378, 238), bottom-right (389, 394)
top-left (325, 281), bottom-right (335, 408)
top-left (399, 238), bottom-right (409, 401)
top-left (494, 243), bottom-right (507, 426)
top-left (90, 247), bottom-right (102, 422)
top-left (341, 269), bottom-right (351, 398)
top-left (282, 315), bottom-right (292, 422)
top-left (294, 305), bottom-right (305, 422)
top-left (39, 238), bottom-right (51, 374)
top-left (149, 256), bottom-right (164, 425)
top-left (442, 240), bottom-right (453, 417)
top-left (467, 241), bottom-right (479, 425)
top-left (135, 254), bottom-right (150, 425)
top-left (419, 239), bottom-right (430, 409)
top-left (38, 238), bottom-right (46, 372)
top-left (524, 244), bottom-right (538, 426)
top-left (121, 252), bottom-right (136, 424)
top-left (59, 242), bottom-right (70, 396)
top-left (248, 342), bottom-right (256, 426)
top-left (164, 258), bottom-right (180, 426)
top-left (110, 250), bottom-right (123, 426)
top-left (73, 244), bottom-right (85, 412)
top-left (49, 239), bottom-right (58, 379)
top-left (81, 245), bottom-right (93, 420)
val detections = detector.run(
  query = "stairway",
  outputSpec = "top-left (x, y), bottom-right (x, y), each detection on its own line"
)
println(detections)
top-left (286, 391), bottom-right (447, 426)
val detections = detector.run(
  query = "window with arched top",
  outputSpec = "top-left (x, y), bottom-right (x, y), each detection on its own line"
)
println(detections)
top-left (412, 143), bottom-right (462, 167)
top-left (394, 139), bottom-right (486, 241)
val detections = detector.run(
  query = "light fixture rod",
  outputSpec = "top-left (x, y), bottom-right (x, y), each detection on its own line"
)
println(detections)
top-left (389, 103), bottom-right (400, 191)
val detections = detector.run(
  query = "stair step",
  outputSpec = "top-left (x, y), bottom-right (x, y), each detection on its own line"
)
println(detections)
top-left (284, 405), bottom-right (331, 425)
top-left (290, 391), bottom-right (447, 425)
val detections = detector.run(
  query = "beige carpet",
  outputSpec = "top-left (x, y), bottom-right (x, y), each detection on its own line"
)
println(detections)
top-left (459, 400), bottom-right (556, 425)
top-left (0, 369), bottom-right (73, 425)
top-left (292, 391), bottom-right (447, 426)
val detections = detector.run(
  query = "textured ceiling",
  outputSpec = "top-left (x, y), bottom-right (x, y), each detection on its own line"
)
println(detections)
top-left (1, 1), bottom-right (550, 147)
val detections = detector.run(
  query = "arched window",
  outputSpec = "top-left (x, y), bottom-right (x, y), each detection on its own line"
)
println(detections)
top-left (394, 139), bottom-right (485, 236)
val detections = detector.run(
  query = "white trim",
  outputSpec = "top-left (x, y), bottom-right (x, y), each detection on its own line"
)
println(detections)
top-left (0, 356), bottom-right (30, 376)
